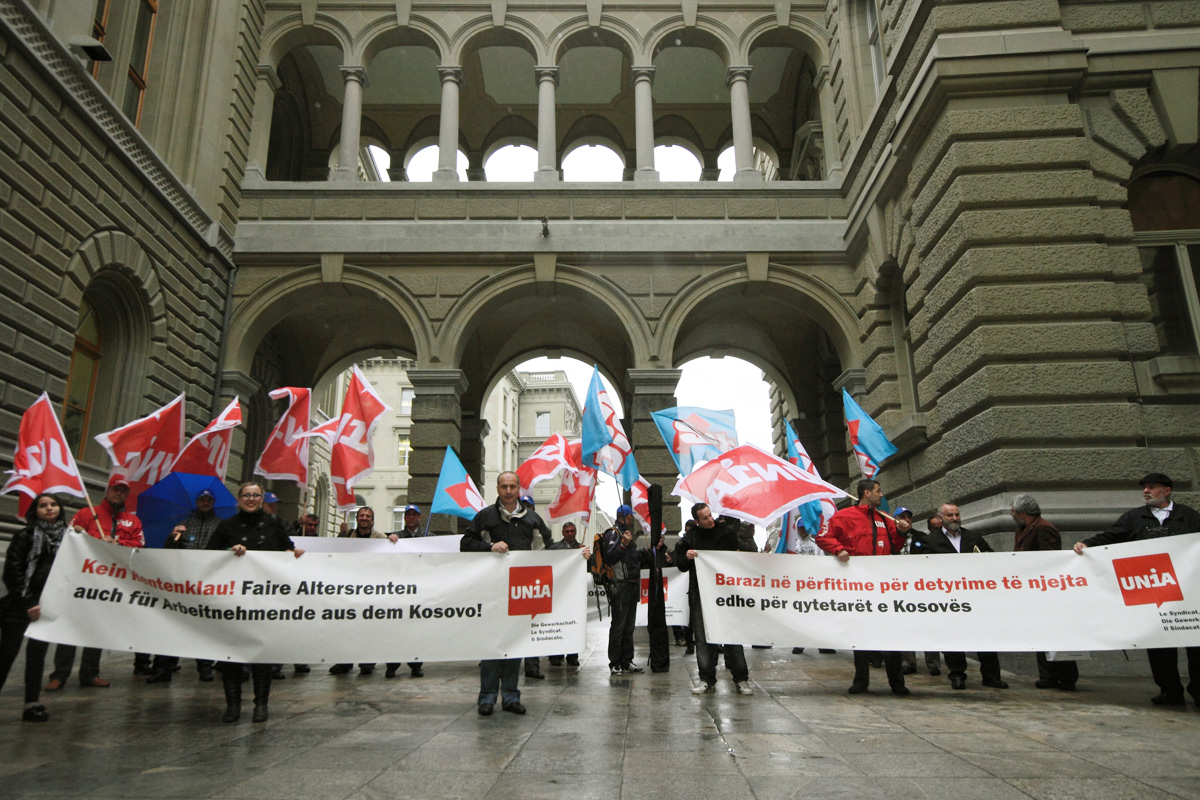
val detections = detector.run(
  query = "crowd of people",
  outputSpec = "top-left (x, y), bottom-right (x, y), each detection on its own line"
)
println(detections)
top-left (1, 469), bottom-right (1197, 724)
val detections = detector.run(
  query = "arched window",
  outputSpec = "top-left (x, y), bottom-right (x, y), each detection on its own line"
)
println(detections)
top-left (562, 144), bottom-right (624, 181)
top-left (392, 492), bottom-right (408, 530)
top-left (63, 298), bottom-right (102, 457)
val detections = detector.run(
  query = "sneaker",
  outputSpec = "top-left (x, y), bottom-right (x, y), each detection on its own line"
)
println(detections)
top-left (22, 705), bottom-right (49, 723)
top-left (735, 681), bottom-right (754, 695)
top-left (691, 682), bottom-right (715, 694)
top-left (622, 662), bottom-right (644, 674)
top-left (609, 665), bottom-right (624, 675)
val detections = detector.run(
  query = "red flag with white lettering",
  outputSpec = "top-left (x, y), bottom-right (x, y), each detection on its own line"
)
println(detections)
top-left (171, 398), bottom-right (242, 482)
top-left (517, 433), bottom-right (573, 491)
top-left (93, 394), bottom-right (185, 512)
top-left (2, 393), bottom-right (88, 518)
top-left (254, 388), bottom-right (311, 487)
top-left (546, 440), bottom-right (597, 524)
top-left (301, 367), bottom-right (391, 511)
top-left (672, 443), bottom-right (847, 527)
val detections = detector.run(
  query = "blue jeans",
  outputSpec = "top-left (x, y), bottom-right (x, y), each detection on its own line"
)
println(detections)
top-left (478, 658), bottom-right (521, 707)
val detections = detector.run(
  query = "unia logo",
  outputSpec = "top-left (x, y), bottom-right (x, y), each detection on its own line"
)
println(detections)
top-left (640, 576), bottom-right (667, 605)
top-left (1112, 553), bottom-right (1184, 608)
top-left (509, 566), bottom-right (553, 617)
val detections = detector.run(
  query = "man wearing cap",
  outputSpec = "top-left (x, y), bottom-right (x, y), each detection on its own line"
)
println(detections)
top-left (145, 490), bottom-right (224, 683)
top-left (384, 504), bottom-right (427, 678)
top-left (1075, 473), bottom-right (1200, 706)
top-left (62, 475), bottom-right (149, 680)
top-left (602, 504), bottom-right (655, 675)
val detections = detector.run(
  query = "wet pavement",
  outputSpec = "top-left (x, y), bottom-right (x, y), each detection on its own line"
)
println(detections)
top-left (1, 623), bottom-right (1198, 799)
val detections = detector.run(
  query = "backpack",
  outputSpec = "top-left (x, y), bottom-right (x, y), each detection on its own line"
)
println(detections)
top-left (588, 530), bottom-right (615, 585)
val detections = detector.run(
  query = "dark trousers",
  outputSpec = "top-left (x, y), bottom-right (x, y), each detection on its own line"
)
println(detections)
top-left (1036, 652), bottom-right (1079, 686)
top-left (607, 580), bottom-right (639, 668)
top-left (1147, 646), bottom-right (1200, 698)
top-left (853, 650), bottom-right (904, 689)
top-left (153, 655), bottom-right (215, 673)
top-left (221, 662), bottom-right (271, 704)
top-left (944, 651), bottom-right (1002, 681)
top-left (690, 596), bottom-right (748, 684)
top-left (901, 651), bottom-right (941, 670)
top-left (50, 643), bottom-right (103, 683)
top-left (478, 658), bottom-right (521, 706)
top-left (0, 620), bottom-right (50, 704)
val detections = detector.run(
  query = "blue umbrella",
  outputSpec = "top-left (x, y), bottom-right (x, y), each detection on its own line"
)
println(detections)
top-left (137, 473), bottom-right (237, 548)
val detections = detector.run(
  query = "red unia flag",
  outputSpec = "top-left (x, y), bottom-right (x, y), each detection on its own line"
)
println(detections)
top-left (2, 393), bottom-right (87, 517)
top-left (94, 394), bottom-right (185, 512)
top-left (303, 367), bottom-right (391, 511)
top-left (546, 440), bottom-right (597, 523)
top-left (254, 387), bottom-right (311, 487)
top-left (172, 398), bottom-right (242, 482)
top-left (517, 433), bottom-right (574, 491)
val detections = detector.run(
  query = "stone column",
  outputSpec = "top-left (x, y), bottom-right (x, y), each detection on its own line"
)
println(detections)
top-left (814, 65), bottom-right (842, 179)
top-left (626, 369), bottom-right (683, 532)
top-left (245, 64), bottom-right (280, 180)
top-left (434, 66), bottom-right (463, 182)
top-left (460, 418), bottom-right (492, 490)
top-left (534, 66), bottom-right (560, 182)
top-left (727, 66), bottom-right (762, 183)
top-left (407, 369), bottom-right (469, 533)
top-left (331, 66), bottom-right (368, 181)
top-left (631, 66), bottom-right (659, 182)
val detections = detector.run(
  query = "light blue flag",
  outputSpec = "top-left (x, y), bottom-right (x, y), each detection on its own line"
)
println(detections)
top-left (784, 419), bottom-right (827, 542)
top-left (430, 446), bottom-right (486, 520)
top-left (842, 388), bottom-right (898, 479)
top-left (650, 406), bottom-right (738, 476)
top-left (581, 366), bottom-right (639, 490)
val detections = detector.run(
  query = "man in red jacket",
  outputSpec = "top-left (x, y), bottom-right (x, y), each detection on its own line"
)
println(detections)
top-left (817, 479), bottom-right (908, 696)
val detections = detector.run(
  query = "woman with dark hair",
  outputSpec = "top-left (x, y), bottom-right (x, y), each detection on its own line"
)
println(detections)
top-left (0, 493), bottom-right (69, 722)
top-left (208, 481), bottom-right (304, 723)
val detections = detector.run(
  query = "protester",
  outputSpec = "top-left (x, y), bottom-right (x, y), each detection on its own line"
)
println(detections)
top-left (460, 471), bottom-right (548, 715)
top-left (145, 489), bottom-right (222, 684)
top-left (519, 494), bottom-right (553, 679)
top-left (895, 507), bottom-right (941, 676)
top-left (917, 502), bottom-right (1008, 690)
top-left (787, 517), bottom-right (837, 656)
top-left (602, 505), bottom-right (654, 675)
top-left (1010, 494), bottom-right (1078, 691)
top-left (385, 504), bottom-right (426, 679)
top-left (675, 503), bottom-right (754, 696)
top-left (297, 513), bottom-right (319, 537)
top-left (816, 479), bottom-right (909, 695)
top-left (52, 475), bottom-right (145, 686)
top-left (208, 481), bottom-right (304, 723)
top-left (548, 521), bottom-right (587, 667)
top-left (0, 493), bottom-right (68, 722)
top-left (1075, 473), bottom-right (1200, 706)
top-left (331, 506), bottom-right (385, 676)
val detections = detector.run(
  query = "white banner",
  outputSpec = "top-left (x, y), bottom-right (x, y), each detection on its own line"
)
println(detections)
top-left (585, 570), bottom-right (691, 627)
top-left (32, 535), bottom-right (586, 664)
top-left (696, 534), bottom-right (1200, 651)
top-left (297, 536), bottom-right (463, 554)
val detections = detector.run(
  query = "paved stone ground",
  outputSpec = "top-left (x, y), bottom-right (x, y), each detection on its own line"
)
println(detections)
top-left (1, 624), bottom-right (1198, 799)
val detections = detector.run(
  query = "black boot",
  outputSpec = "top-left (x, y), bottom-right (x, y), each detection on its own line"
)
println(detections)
top-left (221, 664), bottom-right (242, 723)
top-left (251, 666), bottom-right (271, 723)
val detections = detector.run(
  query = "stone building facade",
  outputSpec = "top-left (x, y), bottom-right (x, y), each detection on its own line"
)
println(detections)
top-left (2, 0), bottom-right (1198, 541)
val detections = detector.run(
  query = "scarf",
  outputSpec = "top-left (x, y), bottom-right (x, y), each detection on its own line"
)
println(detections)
top-left (24, 519), bottom-right (67, 596)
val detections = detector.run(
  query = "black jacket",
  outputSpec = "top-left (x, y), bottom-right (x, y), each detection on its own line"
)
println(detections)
top-left (461, 501), bottom-right (548, 552)
top-left (674, 516), bottom-right (750, 600)
top-left (601, 523), bottom-right (653, 583)
top-left (911, 526), bottom-right (993, 554)
top-left (1083, 503), bottom-right (1200, 548)
top-left (208, 510), bottom-right (296, 552)
top-left (2, 525), bottom-right (58, 612)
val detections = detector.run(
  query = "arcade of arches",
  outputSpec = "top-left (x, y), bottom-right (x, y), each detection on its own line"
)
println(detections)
top-left (3, 2), bottom-right (1200, 543)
